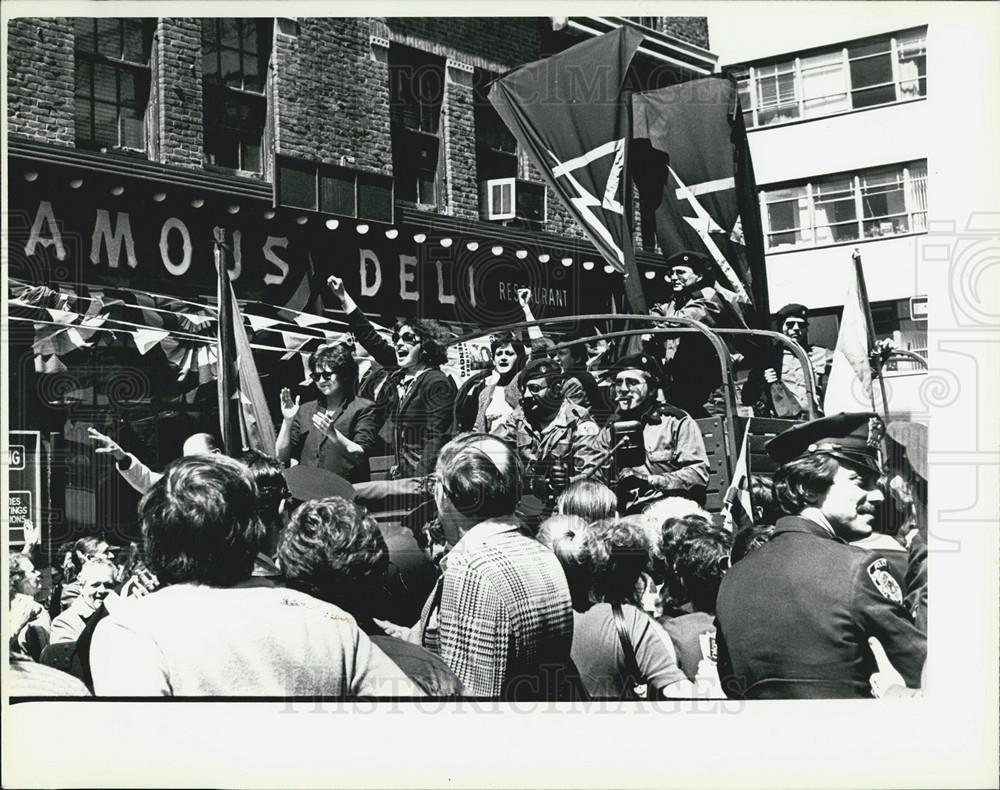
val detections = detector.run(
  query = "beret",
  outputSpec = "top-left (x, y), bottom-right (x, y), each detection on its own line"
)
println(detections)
top-left (664, 250), bottom-right (710, 272)
top-left (775, 303), bottom-right (809, 322)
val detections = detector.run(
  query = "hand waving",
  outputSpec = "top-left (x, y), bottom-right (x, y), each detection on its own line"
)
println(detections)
top-left (280, 387), bottom-right (301, 421)
top-left (88, 427), bottom-right (126, 462)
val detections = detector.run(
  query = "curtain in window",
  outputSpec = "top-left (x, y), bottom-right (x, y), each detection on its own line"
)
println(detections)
top-left (800, 52), bottom-right (849, 117)
top-left (906, 161), bottom-right (928, 231)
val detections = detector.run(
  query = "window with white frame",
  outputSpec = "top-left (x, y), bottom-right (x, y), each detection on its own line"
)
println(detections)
top-left (74, 18), bottom-right (154, 153)
top-left (733, 27), bottom-right (926, 129)
top-left (762, 161), bottom-right (927, 251)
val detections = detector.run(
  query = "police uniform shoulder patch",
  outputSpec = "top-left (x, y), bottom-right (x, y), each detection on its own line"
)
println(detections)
top-left (867, 558), bottom-right (903, 604)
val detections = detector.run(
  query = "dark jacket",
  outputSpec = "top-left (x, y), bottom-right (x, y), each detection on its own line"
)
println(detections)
top-left (347, 308), bottom-right (456, 477)
top-left (283, 397), bottom-right (377, 482)
top-left (715, 516), bottom-right (926, 699)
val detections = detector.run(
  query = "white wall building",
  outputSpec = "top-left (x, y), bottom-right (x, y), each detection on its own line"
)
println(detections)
top-left (708, 9), bottom-right (934, 364)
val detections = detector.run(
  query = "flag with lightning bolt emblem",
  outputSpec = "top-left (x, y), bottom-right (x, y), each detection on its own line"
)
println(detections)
top-left (488, 27), bottom-right (646, 312)
top-left (632, 76), bottom-right (770, 327)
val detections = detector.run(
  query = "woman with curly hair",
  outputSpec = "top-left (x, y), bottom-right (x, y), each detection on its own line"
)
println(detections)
top-left (328, 276), bottom-right (456, 477)
top-left (569, 518), bottom-right (694, 699)
top-left (276, 342), bottom-right (377, 483)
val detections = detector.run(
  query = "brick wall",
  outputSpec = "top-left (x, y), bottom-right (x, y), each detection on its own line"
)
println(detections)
top-left (442, 60), bottom-right (478, 220)
top-left (272, 18), bottom-right (392, 175)
top-left (662, 17), bottom-right (710, 49)
top-left (156, 18), bottom-right (203, 168)
top-left (6, 18), bottom-right (75, 146)
top-left (385, 17), bottom-right (545, 71)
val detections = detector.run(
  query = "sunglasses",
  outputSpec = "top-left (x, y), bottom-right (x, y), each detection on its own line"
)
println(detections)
top-left (395, 331), bottom-right (421, 345)
top-left (314, 370), bottom-right (338, 380)
top-left (524, 382), bottom-right (549, 395)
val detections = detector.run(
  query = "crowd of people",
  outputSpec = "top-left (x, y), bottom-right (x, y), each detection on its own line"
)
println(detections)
top-left (8, 250), bottom-right (928, 700)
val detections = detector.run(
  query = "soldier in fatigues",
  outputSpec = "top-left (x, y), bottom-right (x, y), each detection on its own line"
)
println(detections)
top-left (494, 358), bottom-right (607, 510)
top-left (601, 353), bottom-right (710, 514)
top-left (715, 413), bottom-right (926, 699)
top-left (745, 302), bottom-right (834, 417)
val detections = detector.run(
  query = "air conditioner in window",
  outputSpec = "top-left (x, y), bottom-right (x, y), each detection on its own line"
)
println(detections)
top-left (118, 116), bottom-right (145, 151)
top-left (479, 178), bottom-right (546, 223)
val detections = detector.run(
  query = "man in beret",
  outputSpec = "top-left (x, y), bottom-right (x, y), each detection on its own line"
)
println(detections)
top-left (761, 303), bottom-right (834, 417)
top-left (650, 250), bottom-right (742, 417)
top-left (714, 412), bottom-right (926, 698)
top-left (602, 353), bottom-right (710, 514)
top-left (494, 357), bottom-right (607, 508)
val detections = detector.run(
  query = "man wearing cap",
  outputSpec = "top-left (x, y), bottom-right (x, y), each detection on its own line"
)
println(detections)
top-left (602, 353), bottom-right (710, 513)
top-left (715, 413), bottom-right (926, 699)
top-left (494, 357), bottom-right (607, 508)
top-left (759, 303), bottom-right (834, 417)
top-left (650, 251), bottom-right (738, 417)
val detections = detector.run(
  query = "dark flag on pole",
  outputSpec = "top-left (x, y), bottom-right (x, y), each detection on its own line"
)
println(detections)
top-left (488, 26), bottom-right (647, 313)
top-left (632, 76), bottom-right (770, 326)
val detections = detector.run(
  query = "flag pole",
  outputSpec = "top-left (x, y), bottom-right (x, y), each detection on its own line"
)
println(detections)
top-left (852, 248), bottom-right (891, 422)
top-left (214, 226), bottom-right (237, 455)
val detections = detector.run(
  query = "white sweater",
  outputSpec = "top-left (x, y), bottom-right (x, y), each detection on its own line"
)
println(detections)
top-left (90, 583), bottom-right (422, 698)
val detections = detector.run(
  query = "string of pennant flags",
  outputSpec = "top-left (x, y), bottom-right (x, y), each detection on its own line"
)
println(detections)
top-left (8, 278), bottom-right (495, 389)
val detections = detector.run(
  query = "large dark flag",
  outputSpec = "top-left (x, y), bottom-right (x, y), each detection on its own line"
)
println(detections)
top-left (632, 76), bottom-right (769, 325)
top-left (489, 27), bottom-right (647, 312)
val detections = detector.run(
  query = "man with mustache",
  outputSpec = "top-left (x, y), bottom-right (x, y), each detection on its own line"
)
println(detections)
top-left (715, 412), bottom-right (926, 699)
top-left (602, 353), bottom-right (710, 514)
top-left (494, 357), bottom-right (607, 508)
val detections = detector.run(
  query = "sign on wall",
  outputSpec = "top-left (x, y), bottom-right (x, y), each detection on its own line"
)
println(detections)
top-left (8, 430), bottom-right (42, 553)
top-left (10, 156), bottom-right (617, 325)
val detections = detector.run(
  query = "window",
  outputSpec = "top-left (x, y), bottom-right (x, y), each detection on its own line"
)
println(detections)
top-left (390, 46), bottom-right (445, 206)
top-left (74, 18), bottom-right (154, 152)
top-left (202, 19), bottom-right (272, 174)
top-left (274, 156), bottom-right (394, 223)
top-left (474, 70), bottom-right (517, 184)
top-left (735, 27), bottom-right (926, 128)
top-left (762, 161), bottom-right (927, 251)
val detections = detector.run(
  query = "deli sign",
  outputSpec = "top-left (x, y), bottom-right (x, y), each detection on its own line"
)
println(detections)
top-left (10, 156), bottom-right (614, 323)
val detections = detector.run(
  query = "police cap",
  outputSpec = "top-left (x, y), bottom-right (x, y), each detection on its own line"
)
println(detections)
top-left (282, 465), bottom-right (357, 505)
top-left (765, 411), bottom-right (885, 476)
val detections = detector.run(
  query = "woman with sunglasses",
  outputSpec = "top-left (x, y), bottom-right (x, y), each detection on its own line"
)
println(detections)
top-left (328, 276), bottom-right (456, 478)
top-left (276, 343), bottom-right (377, 483)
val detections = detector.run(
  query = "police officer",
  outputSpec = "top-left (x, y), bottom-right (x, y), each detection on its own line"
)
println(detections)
top-left (651, 250), bottom-right (742, 417)
top-left (715, 412), bottom-right (927, 699)
top-left (602, 353), bottom-right (710, 514)
top-left (494, 358), bottom-right (607, 508)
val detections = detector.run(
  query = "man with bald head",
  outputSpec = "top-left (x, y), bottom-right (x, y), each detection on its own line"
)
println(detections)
top-left (89, 428), bottom-right (221, 494)
top-left (414, 433), bottom-right (575, 699)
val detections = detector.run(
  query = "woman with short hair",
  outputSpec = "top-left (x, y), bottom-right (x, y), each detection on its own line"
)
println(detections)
top-left (473, 332), bottom-right (527, 434)
top-left (276, 342), bottom-right (376, 483)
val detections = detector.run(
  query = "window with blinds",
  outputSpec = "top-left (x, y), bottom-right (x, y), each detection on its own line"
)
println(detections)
top-left (202, 19), bottom-right (272, 175)
top-left (762, 160), bottom-right (927, 251)
top-left (74, 18), bottom-right (154, 153)
top-left (733, 26), bottom-right (926, 129)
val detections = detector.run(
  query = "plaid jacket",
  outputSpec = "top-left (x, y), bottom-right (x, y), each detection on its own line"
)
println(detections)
top-left (419, 518), bottom-right (574, 698)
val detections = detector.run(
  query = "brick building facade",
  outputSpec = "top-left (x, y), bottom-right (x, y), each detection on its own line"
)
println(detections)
top-left (6, 15), bottom-right (714, 548)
